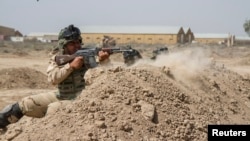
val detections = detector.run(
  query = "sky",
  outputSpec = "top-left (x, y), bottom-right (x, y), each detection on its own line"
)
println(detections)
top-left (1, 0), bottom-right (249, 36)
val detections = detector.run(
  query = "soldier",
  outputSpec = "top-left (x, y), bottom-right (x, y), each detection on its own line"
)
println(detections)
top-left (98, 35), bottom-right (116, 65)
top-left (0, 24), bottom-right (110, 129)
top-left (101, 35), bottom-right (116, 48)
top-left (150, 47), bottom-right (169, 60)
top-left (123, 45), bottom-right (142, 66)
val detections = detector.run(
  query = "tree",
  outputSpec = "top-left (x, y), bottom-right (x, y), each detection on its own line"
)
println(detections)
top-left (243, 19), bottom-right (250, 36)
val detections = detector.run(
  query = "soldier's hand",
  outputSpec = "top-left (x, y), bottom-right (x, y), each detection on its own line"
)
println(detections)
top-left (98, 51), bottom-right (110, 61)
top-left (70, 56), bottom-right (84, 70)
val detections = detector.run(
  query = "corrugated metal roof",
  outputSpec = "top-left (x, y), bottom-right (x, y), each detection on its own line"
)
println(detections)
top-left (80, 25), bottom-right (182, 34)
top-left (194, 33), bottom-right (231, 39)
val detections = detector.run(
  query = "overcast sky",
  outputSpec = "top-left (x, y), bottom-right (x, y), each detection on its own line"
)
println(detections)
top-left (1, 0), bottom-right (249, 36)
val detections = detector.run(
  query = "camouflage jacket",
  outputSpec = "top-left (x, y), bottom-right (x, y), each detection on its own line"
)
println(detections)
top-left (47, 55), bottom-right (75, 85)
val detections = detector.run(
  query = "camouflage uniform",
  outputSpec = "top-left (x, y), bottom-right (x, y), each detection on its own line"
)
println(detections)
top-left (0, 24), bottom-right (87, 128)
top-left (98, 35), bottom-right (116, 66)
top-left (18, 54), bottom-right (87, 118)
top-left (101, 35), bottom-right (116, 48)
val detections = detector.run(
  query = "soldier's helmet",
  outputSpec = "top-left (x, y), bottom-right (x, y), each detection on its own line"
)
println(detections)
top-left (58, 24), bottom-right (82, 49)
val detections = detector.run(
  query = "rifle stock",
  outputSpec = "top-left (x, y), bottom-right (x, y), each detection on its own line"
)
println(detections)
top-left (55, 54), bottom-right (77, 66)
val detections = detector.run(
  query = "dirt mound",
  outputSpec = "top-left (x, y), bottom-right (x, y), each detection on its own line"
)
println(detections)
top-left (0, 67), bottom-right (54, 89)
top-left (2, 47), bottom-right (250, 141)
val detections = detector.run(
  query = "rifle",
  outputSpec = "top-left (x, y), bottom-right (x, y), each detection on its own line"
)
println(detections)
top-left (55, 47), bottom-right (133, 68)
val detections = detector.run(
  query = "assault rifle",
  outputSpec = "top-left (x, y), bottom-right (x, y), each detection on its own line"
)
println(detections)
top-left (55, 47), bottom-right (133, 68)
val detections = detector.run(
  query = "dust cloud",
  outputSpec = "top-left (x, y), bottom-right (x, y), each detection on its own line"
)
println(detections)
top-left (135, 47), bottom-right (213, 87)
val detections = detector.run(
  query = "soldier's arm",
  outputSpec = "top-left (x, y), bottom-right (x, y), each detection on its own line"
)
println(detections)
top-left (46, 55), bottom-right (74, 85)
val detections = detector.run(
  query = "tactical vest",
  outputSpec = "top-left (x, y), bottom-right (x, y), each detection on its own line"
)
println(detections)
top-left (57, 67), bottom-right (87, 100)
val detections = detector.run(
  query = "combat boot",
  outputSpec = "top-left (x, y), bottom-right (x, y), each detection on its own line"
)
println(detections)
top-left (0, 103), bottom-right (23, 129)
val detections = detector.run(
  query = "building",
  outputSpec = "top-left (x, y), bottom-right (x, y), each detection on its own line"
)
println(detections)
top-left (194, 33), bottom-right (235, 46)
top-left (26, 32), bottom-right (58, 42)
top-left (43, 34), bottom-right (58, 43)
top-left (183, 27), bottom-right (194, 43)
top-left (80, 26), bottom-right (186, 45)
top-left (0, 25), bottom-right (23, 41)
top-left (235, 36), bottom-right (250, 45)
top-left (10, 36), bottom-right (24, 42)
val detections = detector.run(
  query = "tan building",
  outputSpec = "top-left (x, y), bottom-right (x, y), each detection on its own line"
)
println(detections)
top-left (43, 34), bottom-right (58, 43)
top-left (235, 36), bottom-right (250, 45)
top-left (194, 33), bottom-right (233, 45)
top-left (80, 26), bottom-right (186, 45)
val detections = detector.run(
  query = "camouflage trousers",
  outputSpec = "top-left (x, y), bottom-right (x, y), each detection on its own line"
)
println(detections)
top-left (18, 91), bottom-right (76, 118)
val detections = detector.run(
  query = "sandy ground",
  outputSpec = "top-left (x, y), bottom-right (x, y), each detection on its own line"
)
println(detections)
top-left (0, 49), bottom-right (55, 109)
top-left (0, 43), bottom-right (250, 141)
